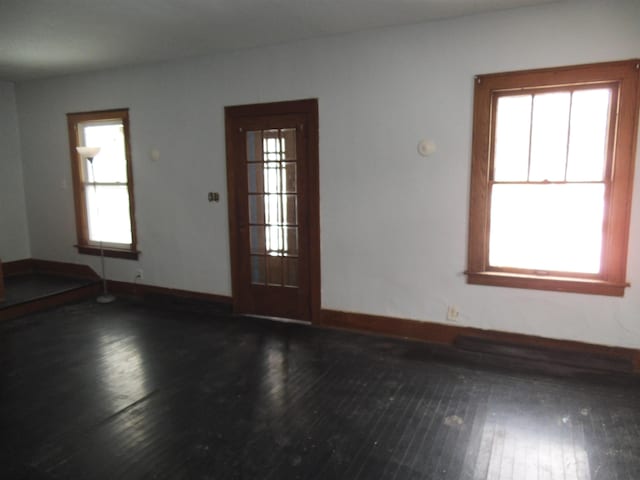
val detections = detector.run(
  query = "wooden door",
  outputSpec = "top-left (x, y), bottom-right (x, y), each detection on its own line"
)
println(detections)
top-left (225, 99), bottom-right (320, 322)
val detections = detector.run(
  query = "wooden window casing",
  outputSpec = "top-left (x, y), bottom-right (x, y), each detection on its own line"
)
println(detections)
top-left (467, 60), bottom-right (640, 296)
top-left (67, 109), bottom-right (139, 260)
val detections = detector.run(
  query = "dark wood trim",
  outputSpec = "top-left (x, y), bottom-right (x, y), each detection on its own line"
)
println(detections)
top-left (225, 106), bottom-right (242, 319)
top-left (306, 100), bottom-right (321, 325)
top-left (225, 99), bottom-right (318, 117)
top-left (467, 271), bottom-right (627, 297)
top-left (108, 280), bottom-right (232, 306)
top-left (0, 259), bottom-right (4, 302)
top-left (76, 245), bottom-right (140, 260)
top-left (3, 258), bottom-right (98, 279)
top-left (66, 108), bottom-right (132, 119)
top-left (321, 309), bottom-right (462, 344)
top-left (320, 309), bottom-right (640, 374)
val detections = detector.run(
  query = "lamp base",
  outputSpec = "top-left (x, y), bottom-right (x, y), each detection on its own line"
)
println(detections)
top-left (96, 293), bottom-right (116, 304)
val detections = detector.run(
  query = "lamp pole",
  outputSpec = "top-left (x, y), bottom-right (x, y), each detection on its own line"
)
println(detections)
top-left (77, 146), bottom-right (115, 304)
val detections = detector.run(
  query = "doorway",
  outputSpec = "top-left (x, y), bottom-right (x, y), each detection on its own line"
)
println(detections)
top-left (225, 99), bottom-right (320, 322)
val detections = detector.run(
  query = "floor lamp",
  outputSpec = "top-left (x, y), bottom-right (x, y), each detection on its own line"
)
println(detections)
top-left (76, 146), bottom-right (116, 304)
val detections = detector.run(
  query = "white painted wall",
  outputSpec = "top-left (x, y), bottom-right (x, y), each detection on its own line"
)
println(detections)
top-left (0, 81), bottom-right (30, 261)
top-left (14, 0), bottom-right (640, 348)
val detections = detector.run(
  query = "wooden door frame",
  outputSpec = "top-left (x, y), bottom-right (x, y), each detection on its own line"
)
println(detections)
top-left (225, 98), bottom-right (320, 324)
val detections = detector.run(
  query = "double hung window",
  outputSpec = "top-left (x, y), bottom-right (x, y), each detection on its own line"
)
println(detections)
top-left (67, 109), bottom-right (138, 259)
top-left (467, 60), bottom-right (640, 296)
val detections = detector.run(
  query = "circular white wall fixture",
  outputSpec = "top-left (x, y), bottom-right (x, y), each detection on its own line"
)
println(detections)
top-left (417, 139), bottom-right (436, 157)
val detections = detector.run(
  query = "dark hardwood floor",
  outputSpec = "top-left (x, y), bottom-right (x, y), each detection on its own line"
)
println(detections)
top-left (1, 297), bottom-right (639, 479)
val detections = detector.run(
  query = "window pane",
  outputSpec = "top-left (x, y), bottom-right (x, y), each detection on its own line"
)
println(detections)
top-left (529, 92), bottom-right (570, 181)
top-left (494, 95), bottom-right (532, 181)
top-left (489, 183), bottom-right (604, 273)
top-left (566, 89), bottom-right (610, 181)
top-left (86, 185), bottom-right (133, 245)
top-left (81, 123), bottom-right (128, 183)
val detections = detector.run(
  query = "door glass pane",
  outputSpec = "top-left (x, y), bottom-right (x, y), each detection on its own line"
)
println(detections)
top-left (284, 195), bottom-right (297, 225)
top-left (285, 227), bottom-right (298, 256)
top-left (282, 163), bottom-right (297, 193)
top-left (266, 225), bottom-right (284, 253)
top-left (85, 185), bottom-right (132, 244)
top-left (566, 88), bottom-right (610, 181)
top-left (247, 164), bottom-right (264, 193)
top-left (283, 257), bottom-right (298, 287)
top-left (264, 194), bottom-right (281, 226)
top-left (281, 129), bottom-right (297, 160)
top-left (529, 92), bottom-right (571, 181)
top-left (248, 195), bottom-right (265, 224)
top-left (493, 95), bottom-right (532, 181)
top-left (251, 256), bottom-right (265, 285)
top-left (263, 130), bottom-right (281, 161)
top-left (489, 183), bottom-right (605, 273)
top-left (250, 226), bottom-right (266, 254)
top-left (264, 163), bottom-right (281, 193)
top-left (267, 255), bottom-right (283, 286)
top-left (246, 131), bottom-right (262, 162)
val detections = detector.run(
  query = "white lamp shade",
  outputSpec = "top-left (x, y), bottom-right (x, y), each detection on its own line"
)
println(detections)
top-left (76, 146), bottom-right (101, 159)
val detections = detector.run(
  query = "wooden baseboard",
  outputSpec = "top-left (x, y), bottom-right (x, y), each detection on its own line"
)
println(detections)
top-left (3, 258), bottom-right (98, 279)
top-left (320, 309), bottom-right (640, 374)
top-left (3, 259), bottom-right (34, 276)
top-left (108, 280), bottom-right (232, 307)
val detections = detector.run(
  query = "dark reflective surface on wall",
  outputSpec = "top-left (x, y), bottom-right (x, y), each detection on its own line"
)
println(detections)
top-left (1, 299), bottom-right (639, 479)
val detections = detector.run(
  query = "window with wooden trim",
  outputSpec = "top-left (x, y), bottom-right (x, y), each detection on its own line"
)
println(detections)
top-left (467, 60), bottom-right (640, 296)
top-left (67, 109), bottom-right (139, 260)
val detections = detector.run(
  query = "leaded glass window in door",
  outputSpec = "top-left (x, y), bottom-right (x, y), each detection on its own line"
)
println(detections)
top-left (246, 128), bottom-right (299, 287)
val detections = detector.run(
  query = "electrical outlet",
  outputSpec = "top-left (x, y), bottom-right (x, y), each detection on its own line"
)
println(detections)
top-left (446, 305), bottom-right (459, 322)
top-left (135, 269), bottom-right (143, 280)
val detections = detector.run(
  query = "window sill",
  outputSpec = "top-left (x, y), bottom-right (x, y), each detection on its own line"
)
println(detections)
top-left (466, 271), bottom-right (628, 297)
top-left (76, 245), bottom-right (140, 260)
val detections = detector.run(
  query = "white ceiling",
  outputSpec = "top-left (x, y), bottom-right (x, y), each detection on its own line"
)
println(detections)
top-left (0, 0), bottom-right (557, 82)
